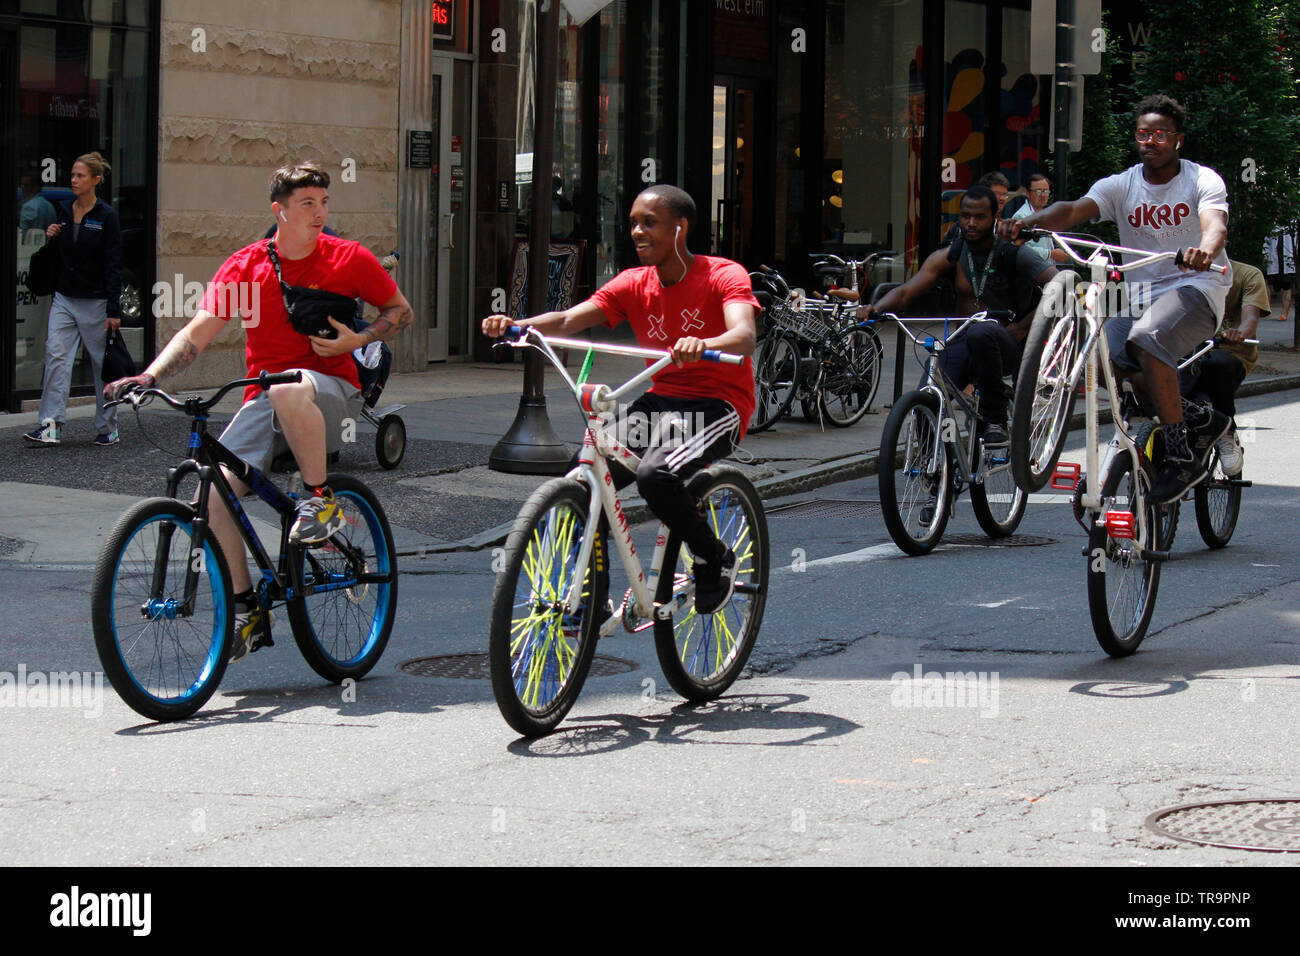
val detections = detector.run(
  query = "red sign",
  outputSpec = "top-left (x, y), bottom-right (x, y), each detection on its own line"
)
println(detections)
top-left (432, 0), bottom-right (454, 41)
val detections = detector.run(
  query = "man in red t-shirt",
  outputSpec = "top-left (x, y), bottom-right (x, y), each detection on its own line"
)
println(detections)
top-left (105, 162), bottom-right (413, 661)
top-left (483, 185), bottom-right (758, 614)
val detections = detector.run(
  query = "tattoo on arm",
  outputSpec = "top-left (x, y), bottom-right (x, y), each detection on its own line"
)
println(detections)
top-left (148, 332), bottom-right (199, 382)
top-left (362, 302), bottom-right (414, 343)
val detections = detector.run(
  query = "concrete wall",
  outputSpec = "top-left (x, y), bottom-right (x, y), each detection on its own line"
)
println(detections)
top-left (157, 0), bottom-right (401, 388)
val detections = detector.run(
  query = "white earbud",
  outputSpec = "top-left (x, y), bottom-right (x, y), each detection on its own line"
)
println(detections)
top-left (278, 208), bottom-right (289, 223)
top-left (675, 225), bottom-right (681, 238)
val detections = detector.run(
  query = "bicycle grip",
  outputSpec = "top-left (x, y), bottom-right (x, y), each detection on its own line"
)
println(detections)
top-left (258, 370), bottom-right (304, 391)
top-left (702, 349), bottom-right (743, 365)
top-left (1174, 250), bottom-right (1229, 274)
top-left (503, 324), bottom-right (526, 341)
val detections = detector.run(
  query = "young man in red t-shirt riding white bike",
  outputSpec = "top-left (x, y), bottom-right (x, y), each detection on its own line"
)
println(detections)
top-left (482, 184), bottom-right (758, 613)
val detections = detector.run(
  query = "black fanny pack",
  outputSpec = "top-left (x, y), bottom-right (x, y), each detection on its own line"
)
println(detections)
top-left (265, 240), bottom-right (356, 339)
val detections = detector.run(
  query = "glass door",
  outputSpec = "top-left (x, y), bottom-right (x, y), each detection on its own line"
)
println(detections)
top-left (428, 56), bottom-right (472, 362)
top-left (710, 76), bottom-right (759, 265)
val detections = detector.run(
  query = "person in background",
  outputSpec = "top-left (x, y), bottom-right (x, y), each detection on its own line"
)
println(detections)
top-left (1011, 173), bottom-right (1068, 263)
top-left (23, 152), bottom-right (122, 447)
top-left (943, 171), bottom-right (1011, 244)
top-left (1179, 260), bottom-right (1268, 476)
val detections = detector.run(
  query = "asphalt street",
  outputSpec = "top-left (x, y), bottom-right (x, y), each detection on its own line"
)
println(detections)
top-left (1, 391), bottom-right (1297, 865)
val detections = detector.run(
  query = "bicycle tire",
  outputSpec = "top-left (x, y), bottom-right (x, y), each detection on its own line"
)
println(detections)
top-left (1194, 453), bottom-right (1241, 549)
top-left (286, 474), bottom-right (399, 682)
top-left (879, 390), bottom-right (952, 555)
top-left (652, 465), bottom-right (769, 701)
top-left (818, 325), bottom-right (883, 427)
top-left (489, 477), bottom-right (606, 736)
top-left (1010, 272), bottom-right (1081, 491)
top-left (1086, 452), bottom-right (1161, 657)
top-left (91, 498), bottom-right (233, 721)
top-left (969, 439), bottom-right (1027, 537)
top-left (750, 332), bottom-right (800, 433)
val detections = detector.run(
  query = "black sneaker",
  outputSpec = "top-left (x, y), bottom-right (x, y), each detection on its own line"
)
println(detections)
top-left (693, 548), bottom-right (737, 615)
top-left (230, 606), bottom-right (273, 662)
top-left (1149, 454), bottom-right (1209, 505)
top-left (1187, 408), bottom-right (1231, 464)
top-left (981, 422), bottom-right (1009, 447)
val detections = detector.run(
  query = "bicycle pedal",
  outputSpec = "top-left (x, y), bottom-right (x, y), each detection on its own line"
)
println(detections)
top-left (1102, 511), bottom-right (1136, 540)
top-left (1050, 461), bottom-right (1081, 491)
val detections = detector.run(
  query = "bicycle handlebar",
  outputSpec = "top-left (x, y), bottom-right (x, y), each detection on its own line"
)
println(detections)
top-left (1018, 229), bottom-right (1229, 275)
top-left (109, 370), bottom-right (304, 412)
top-left (502, 326), bottom-right (744, 365)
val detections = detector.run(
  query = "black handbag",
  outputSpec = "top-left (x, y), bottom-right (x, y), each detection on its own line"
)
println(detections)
top-left (101, 329), bottom-right (137, 383)
top-left (25, 240), bottom-right (61, 297)
top-left (265, 240), bottom-right (357, 339)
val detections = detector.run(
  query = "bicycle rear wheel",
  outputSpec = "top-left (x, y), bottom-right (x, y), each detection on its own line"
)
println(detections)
top-left (1011, 273), bottom-right (1080, 491)
top-left (879, 390), bottom-right (952, 555)
top-left (653, 466), bottom-right (768, 701)
top-left (1086, 452), bottom-right (1161, 657)
top-left (489, 477), bottom-right (606, 736)
top-left (1194, 452), bottom-right (1241, 549)
top-left (91, 498), bottom-right (233, 721)
top-left (286, 474), bottom-right (398, 682)
top-left (969, 440), bottom-right (1027, 537)
top-left (750, 332), bottom-right (800, 433)
top-left (819, 325), bottom-right (883, 426)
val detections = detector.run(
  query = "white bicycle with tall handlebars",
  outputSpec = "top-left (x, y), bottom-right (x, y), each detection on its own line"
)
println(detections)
top-left (486, 327), bottom-right (769, 736)
top-left (1008, 228), bottom-right (1230, 656)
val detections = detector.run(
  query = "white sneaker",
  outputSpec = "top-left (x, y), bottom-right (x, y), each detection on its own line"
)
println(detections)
top-left (1216, 429), bottom-right (1244, 476)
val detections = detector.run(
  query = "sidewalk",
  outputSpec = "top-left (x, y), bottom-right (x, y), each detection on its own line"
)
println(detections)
top-left (2, 304), bottom-right (1298, 566)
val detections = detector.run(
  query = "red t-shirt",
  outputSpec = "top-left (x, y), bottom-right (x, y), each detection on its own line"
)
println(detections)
top-left (589, 255), bottom-right (759, 436)
top-left (200, 234), bottom-right (398, 402)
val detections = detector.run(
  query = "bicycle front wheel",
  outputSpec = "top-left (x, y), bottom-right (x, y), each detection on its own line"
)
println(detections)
top-left (750, 332), bottom-right (800, 433)
top-left (489, 477), bottom-right (606, 736)
top-left (653, 465), bottom-right (769, 701)
top-left (1086, 452), bottom-right (1162, 657)
top-left (91, 498), bottom-right (233, 721)
top-left (286, 474), bottom-right (399, 682)
top-left (1011, 272), bottom-right (1081, 491)
top-left (819, 325), bottom-right (883, 426)
top-left (969, 440), bottom-right (1027, 537)
top-left (879, 390), bottom-right (952, 555)
top-left (1194, 453), bottom-right (1241, 549)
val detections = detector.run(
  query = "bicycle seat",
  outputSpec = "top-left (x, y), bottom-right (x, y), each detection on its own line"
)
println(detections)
top-left (826, 288), bottom-right (860, 302)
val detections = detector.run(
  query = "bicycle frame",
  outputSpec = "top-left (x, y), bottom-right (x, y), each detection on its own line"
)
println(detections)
top-left (885, 312), bottom-right (1010, 490)
top-left (505, 330), bottom-right (744, 625)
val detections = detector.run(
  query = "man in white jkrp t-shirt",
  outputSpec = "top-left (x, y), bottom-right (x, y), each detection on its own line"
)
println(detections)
top-left (1001, 93), bottom-right (1233, 505)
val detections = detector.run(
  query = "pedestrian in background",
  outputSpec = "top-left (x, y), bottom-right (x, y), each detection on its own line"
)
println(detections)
top-left (23, 152), bottom-right (123, 447)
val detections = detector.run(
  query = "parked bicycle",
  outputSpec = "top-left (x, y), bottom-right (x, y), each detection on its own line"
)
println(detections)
top-left (748, 263), bottom-right (882, 431)
top-left (91, 371), bottom-right (398, 721)
top-left (487, 327), bottom-right (768, 737)
top-left (876, 311), bottom-right (1027, 555)
top-left (1008, 229), bottom-right (1229, 656)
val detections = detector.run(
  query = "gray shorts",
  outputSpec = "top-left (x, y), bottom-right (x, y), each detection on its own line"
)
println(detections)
top-left (1104, 285), bottom-right (1219, 372)
top-left (219, 369), bottom-right (362, 474)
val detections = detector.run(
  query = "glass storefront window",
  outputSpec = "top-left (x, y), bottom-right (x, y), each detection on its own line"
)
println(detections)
top-left (824, 0), bottom-right (924, 271)
top-left (939, 0), bottom-right (988, 242)
top-left (594, 1), bottom-right (626, 285)
top-left (14, 20), bottom-right (151, 392)
top-left (1001, 5), bottom-right (1045, 191)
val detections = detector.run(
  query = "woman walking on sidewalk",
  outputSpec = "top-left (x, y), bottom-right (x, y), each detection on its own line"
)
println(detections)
top-left (23, 151), bottom-right (123, 447)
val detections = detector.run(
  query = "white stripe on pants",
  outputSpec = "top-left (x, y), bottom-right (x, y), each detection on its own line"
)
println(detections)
top-left (37, 292), bottom-right (116, 434)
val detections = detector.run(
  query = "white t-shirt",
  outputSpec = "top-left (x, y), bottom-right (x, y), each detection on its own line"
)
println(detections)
top-left (1084, 159), bottom-right (1231, 317)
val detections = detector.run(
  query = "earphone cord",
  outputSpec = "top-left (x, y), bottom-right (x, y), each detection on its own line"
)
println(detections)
top-left (674, 227), bottom-right (688, 275)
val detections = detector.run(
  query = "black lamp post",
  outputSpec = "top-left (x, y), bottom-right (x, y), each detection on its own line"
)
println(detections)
top-left (489, 0), bottom-right (571, 474)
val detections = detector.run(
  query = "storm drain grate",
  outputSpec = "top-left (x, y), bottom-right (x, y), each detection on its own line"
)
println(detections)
top-left (1145, 799), bottom-right (1300, 852)
top-left (944, 533), bottom-right (1057, 547)
top-left (766, 499), bottom-right (882, 520)
top-left (399, 653), bottom-right (637, 680)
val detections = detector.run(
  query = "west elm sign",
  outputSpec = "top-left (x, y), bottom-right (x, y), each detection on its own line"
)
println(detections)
top-left (432, 0), bottom-right (454, 41)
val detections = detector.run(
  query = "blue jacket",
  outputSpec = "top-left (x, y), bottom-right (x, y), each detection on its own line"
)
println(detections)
top-left (54, 198), bottom-right (122, 317)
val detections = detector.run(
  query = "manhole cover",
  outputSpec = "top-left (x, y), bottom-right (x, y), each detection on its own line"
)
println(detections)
top-left (398, 653), bottom-right (637, 680)
top-left (767, 499), bottom-right (882, 519)
top-left (944, 533), bottom-right (1056, 547)
top-left (1145, 799), bottom-right (1300, 852)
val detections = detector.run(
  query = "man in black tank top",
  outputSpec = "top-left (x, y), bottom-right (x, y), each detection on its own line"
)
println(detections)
top-left (860, 186), bottom-right (1056, 442)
